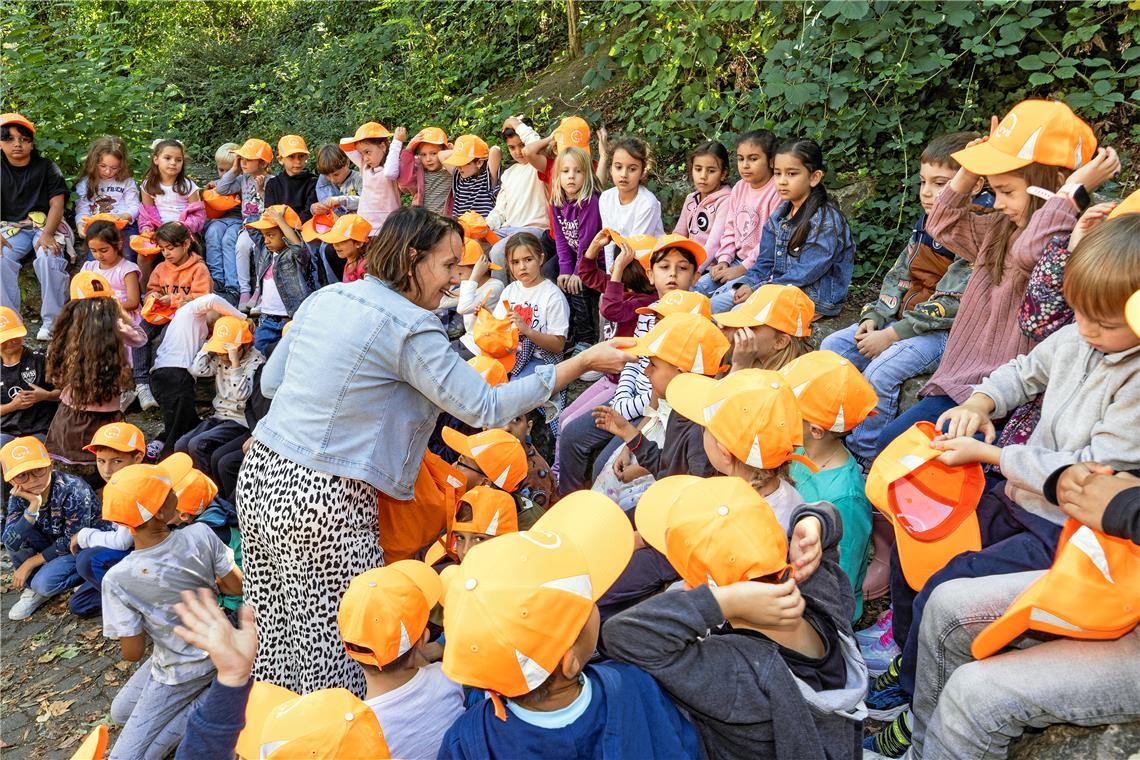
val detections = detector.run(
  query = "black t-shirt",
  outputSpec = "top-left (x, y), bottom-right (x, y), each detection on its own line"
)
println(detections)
top-left (724, 604), bottom-right (847, 692)
top-left (1, 348), bottom-right (58, 436)
top-left (1, 153), bottom-right (69, 222)
top-left (263, 170), bottom-right (318, 223)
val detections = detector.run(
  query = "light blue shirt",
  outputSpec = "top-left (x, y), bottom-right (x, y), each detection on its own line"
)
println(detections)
top-left (507, 674), bottom-right (592, 728)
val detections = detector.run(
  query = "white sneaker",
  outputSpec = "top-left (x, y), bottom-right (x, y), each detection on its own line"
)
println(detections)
top-left (120, 388), bottom-right (138, 412)
top-left (136, 384), bottom-right (158, 411)
top-left (35, 326), bottom-right (50, 341)
top-left (9, 588), bottom-right (50, 621)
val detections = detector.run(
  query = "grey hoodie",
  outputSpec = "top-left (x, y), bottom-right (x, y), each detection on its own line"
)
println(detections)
top-left (976, 323), bottom-right (1140, 525)
top-left (603, 502), bottom-right (867, 760)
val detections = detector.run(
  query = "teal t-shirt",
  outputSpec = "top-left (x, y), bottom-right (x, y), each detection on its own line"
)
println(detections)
top-left (790, 449), bottom-right (873, 621)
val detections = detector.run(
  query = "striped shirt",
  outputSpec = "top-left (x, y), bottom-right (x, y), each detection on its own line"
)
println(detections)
top-left (451, 164), bottom-right (498, 218)
top-left (422, 169), bottom-right (452, 215)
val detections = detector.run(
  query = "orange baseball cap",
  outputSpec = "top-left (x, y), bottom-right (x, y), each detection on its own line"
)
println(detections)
top-left (338, 560), bottom-right (443, 668)
top-left (130, 235), bottom-right (160, 256)
top-left (553, 116), bottom-right (590, 155)
top-left (80, 214), bottom-right (129, 233)
top-left (141, 294), bottom-right (177, 325)
top-left (1127, 290), bottom-right (1140, 338)
top-left (637, 475), bottom-right (790, 588)
top-left (645, 233), bottom-right (708, 270)
top-left (202, 316), bottom-right (253, 354)
top-left (245, 204), bottom-right (302, 231)
top-left (459, 237), bottom-right (501, 269)
top-left (454, 486), bottom-right (518, 537)
top-left (1, 436), bottom-right (52, 482)
top-left (408, 126), bottom-right (448, 153)
top-left (277, 134), bottom-right (309, 158)
top-left (952, 99), bottom-right (1097, 175)
top-left (440, 491), bottom-right (633, 704)
top-left (607, 230), bottom-right (658, 267)
top-left (467, 354), bottom-right (508, 386)
top-left (714, 283), bottom-right (814, 337)
top-left (0, 306), bottom-right (27, 343)
top-left (246, 687), bottom-right (391, 759)
top-left (636, 289), bottom-right (712, 319)
top-left (201, 188), bottom-right (240, 219)
top-left (1, 112), bottom-right (35, 135)
top-left (865, 421), bottom-right (985, 591)
top-left (232, 138), bottom-right (274, 164)
top-left (70, 271), bottom-right (114, 301)
top-left (84, 422), bottom-right (146, 455)
top-left (456, 211), bottom-right (501, 244)
top-left (300, 211), bottom-right (337, 243)
top-left (667, 368), bottom-right (816, 472)
top-left (443, 135), bottom-right (490, 168)
top-left (156, 452), bottom-right (218, 517)
top-left (626, 312), bottom-right (730, 375)
top-left (340, 121), bottom-right (393, 152)
top-left (441, 427), bottom-right (527, 491)
top-left (971, 521), bottom-right (1140, 660)
top-left (317, 213), bottom-right (372, 245)
top-left (102, 464), bottom-right (174, 529)
top-left (779, 350), bottom-right (879, 433)
top-left (1107, 189), bottom-right (1140, 220)
top-left (69, 725), bottom-right (108, 760)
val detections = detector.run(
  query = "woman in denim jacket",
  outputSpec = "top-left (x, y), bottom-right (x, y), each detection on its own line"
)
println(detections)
top-left (237, 206), bottom-right (633, 697)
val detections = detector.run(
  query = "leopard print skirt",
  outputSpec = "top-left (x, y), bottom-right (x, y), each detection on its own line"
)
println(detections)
top-left (236, 441), bottom-right (383, 697)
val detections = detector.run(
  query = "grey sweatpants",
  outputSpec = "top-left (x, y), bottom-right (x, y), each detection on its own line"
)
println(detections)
top-left (109, 658), bottom-right (215, 760)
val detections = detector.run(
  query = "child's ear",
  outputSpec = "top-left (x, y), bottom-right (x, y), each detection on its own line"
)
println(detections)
top-left (970, 177), bottom-right (985, 197)
top-left (560, 645), bottom-right (586, 681)
top-left (716, 440), bottom-right (734, 462)
top-left (773, 331), bottom-right (791, 351)
top-left (808, 423), bottom-right (827, 440)
top-left (809, 169), bottom-right (824, 188)
top-left (132, 452), bottom-right (145, 464)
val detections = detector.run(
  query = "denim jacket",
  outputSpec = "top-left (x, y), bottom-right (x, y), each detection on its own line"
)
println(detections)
top-left (742, 200), bottom-right (855, 317)
top-left (253, 241), bottom-right (312, 317)
top-left (253, 276), bottom-right (557, 498)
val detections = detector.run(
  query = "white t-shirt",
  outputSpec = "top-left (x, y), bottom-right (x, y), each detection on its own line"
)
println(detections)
top-left (598, 185), bottom-right (665, 269)
top-left (153, 294), bottom-right (244, 371)
top-left (365, 663), bottom-right (465, 760)
top-left (154, 179), bottom-right (200, 224)
top-left (259, 266), bottom-right (288, 317)
top-left (494, 279), bottom-right (569, 337)
top-left (767, 476), bottom-right (806, 531)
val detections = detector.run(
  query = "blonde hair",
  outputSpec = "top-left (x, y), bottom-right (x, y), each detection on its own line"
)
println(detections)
top-left (740, 461), bottom-right (793, 491)
top-left (1063, 214), bottom-right (1140, 323)
top-left (549, 146), bottom-right (598, 207)
top-left (757, 335), bottom-right (813, 371)
top-left (215, 142), bottom-right (239, 165)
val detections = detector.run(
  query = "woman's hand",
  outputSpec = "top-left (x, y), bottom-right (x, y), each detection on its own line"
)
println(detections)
top-left (592, 406), bottom-right (637, 441)
top-left (712, 576), bottom-right (804, 628)
top-left (1069, 147), bottom-right (1121, 193)
top-left (557, 274), bottom-right (583, 295)
top-left (173, 588), bottom-right (258, 688)
top-left (579, 338), bottom-right (636, 375)
top-left (930, 436), bottom-right (1001, 467)
top-left (789, 516), bottom-right (822, 582)
top-left (1068, 202), bottom-right (1116, 250)
top-left (934, 394), bottom-right (996, 441)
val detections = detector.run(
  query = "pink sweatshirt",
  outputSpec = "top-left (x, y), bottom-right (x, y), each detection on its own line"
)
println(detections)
top-left (348, 138), bottom-right (404, 235)
top-left (922, 188), bottom-right (1078, 402)
top-left (713, 177), bottom-right (781, 267)
top-left (673, 186), bottom-right (731, 266)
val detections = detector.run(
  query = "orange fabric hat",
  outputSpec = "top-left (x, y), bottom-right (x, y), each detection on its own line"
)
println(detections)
top-left (865, 421), bottom-right (985, 590)
top-left (607, 230), bottom-right (658, 268)
top-left (277, 134), bottom-right (310, 157)
top-left (202, 188), bottom-right (240, 219)
top-left (130, 234), bottom-right (160, 256)
top-left (377, 450), bottom-right (466, 563)
top-left (636, 289), bottom-right (712, 319)
top-left (141, 294), bottom-right (177, 325)
top-left (440, 491), bottom-right (633, 704)
top-left (317, 214), bottom-right (372, 245)
top-left (441, 427), bottom-right (527, 492)
top-left (466, 306), bottom-right (519, 373)
top-left (340, 122), bottom-right (393, 153)
top-left (232, 138), bottom-right (274, 164)
top-left (637, 475), bottom-right (790, 588)
top-left (626, 312), bottom-right (730, 375)
top-left (70, 271), bottom-right (114, 301)
top-left (780, 350), bottom-right (879, 433)
top-left (69, 725), bottom-right (108, 760)
top-left (952, 99), bottom-right (1097, 175)
top-left (457, 211), bottom-right (501, 244)
top-left (972, 521), bottom-right (1140, 659)
top-left (102, 464), bottom-right (174, 529)
top-left (338, 560), bottom-right (443, 668)
top-left (453, 486), bottom-right (518, 537)
top-left (1107, 189), bottom-right (1140, 220)
top-left (444, 135), bottom-right (490, 168)
top-left (1, 112), bottom-right (35, 135)
top-left (408, 126), bottom-right (448, 153)
top-left (667, 368), bottom-right (816, 472)
top-left (714, 283), bottom-right (814, 337)
top-left (553, 116), bottom-right (590, 155)
top-left (467, 354), bottom-right (508, 386)
top-left (459, 237), bottom-right (501, 269)
top-left (203, 316), bottom-right (254, 354)
top-left (300, 211), bottom-right (337, 243)
top-left (245, 204), bottom-right (302, 231)
top-left (157, 452), bottom-right (218, 517)
top-left (255, 687), bottom-right (391, 759)
top-left (235, 681), bottom-right (297, 759)
top-left (84, 422), bottom-right (146, 455)
top-left (80, 214), bottom-right (129, 234)
top-left (0, 306), bottom-right (27, 343)
top-left (645, 233), bottom-right (708, 270)
top-left (1, 436), bottom-right (51, 482)
top-left (1127, 289), bottom-right (1140, 339)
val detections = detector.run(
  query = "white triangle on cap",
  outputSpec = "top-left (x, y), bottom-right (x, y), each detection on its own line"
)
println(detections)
top-left (1073, 137), bottom-right (1084, 169)
top-left (830, 403), bottom-right (846, 433)
top-left (397, 621), bottom-right (412, 656)
top-left (898, 453), bottom-right (927, 472)
top-left (541, 573), bottom-right (593, 600)
top-left (446, 475), bottom-right (463, 488)
top-left (486, 510), bottom-right (501, 536)
top-left (1017, 126), bottom-right (1043, 161)
top-left (706, 574), bottom-right (718, 588)
top-left (493, 466), bottom-right (511, 489)
top-left (746, 435), bottom-right (767, 469)
top-left (136, 501), bottom-right (154, 523)
top-left (703, 398), bottom-right (726, 424)
top-left (479, 367), bottom-right (492, 380)
top-left (1069, 525), bottom-right (1113, 583)
top-left (690, 304), bottom-right (702, 314)
top-left (791, 381), bottom-right (810, 398)
top-left (1028, 607), bottom-right (1085, 632)
top-left (470, 443), bottom-right (493, 458)
top-left (647, 328), bottom-right (669, 354)
top-left (691, 344), bottom-right (705, 375)
top-left (517, 649), bottom-right (552, 691)
top-left (127, 431), bottom-right (140, 449)
top-left (754, 302), bottom-right (773, 323)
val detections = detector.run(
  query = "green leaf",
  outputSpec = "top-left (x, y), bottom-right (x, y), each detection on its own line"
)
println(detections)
top-left (1018, 54), bottom-right (1046, 71)
top-left (1028, 71), bottom-right (1055, 86)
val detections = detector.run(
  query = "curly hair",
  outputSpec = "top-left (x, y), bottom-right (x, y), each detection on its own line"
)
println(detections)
top-left (46, 298), bottom-right (132, 409)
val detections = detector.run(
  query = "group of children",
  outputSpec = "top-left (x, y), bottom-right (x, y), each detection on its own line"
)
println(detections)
top-left (2, 95), bottom-right (1139, 759)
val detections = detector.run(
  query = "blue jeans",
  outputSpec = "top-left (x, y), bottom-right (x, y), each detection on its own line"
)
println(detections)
top-left (708, 276), bottom-right (749, 314)
top-left (75, 546), bottom-right (131, 614)
top-left (10, 526), bottom-right (98, 615)
top-left (204, 218), bottom-right (242, 293)
top-left (0, 227), bottom-right (70, 332)
top-left (820, 323), bottom-right (949, 462)
top-left (876, 393), bottom-right (957, 455)
top-left (254, 314), bottom-right (288, 353)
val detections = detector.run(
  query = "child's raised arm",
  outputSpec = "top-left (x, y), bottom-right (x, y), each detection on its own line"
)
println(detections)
top-left (383, 128), bottom-right (406, 181)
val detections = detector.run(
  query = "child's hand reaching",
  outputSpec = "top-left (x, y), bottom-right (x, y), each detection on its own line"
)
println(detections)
top-left (584, 229), bottom-right (612, 260)
top-left (1068, 202), bottom-right (1117, 249)
top-left (789, 516), bottom-right (822, 582)
top-left (592, 405), bottom-right (638, 442)
top-left (611, 240), bottom-right (637, 276)
top-left (471, 253), bottom-right (492, 280)
top-left (509, 312), bottom-right (533, 338)
top-left (394, 126), bottom-right (408, 143)
top-left (929, 436), bottom-right (1001, 467)
top-left (1068, 147), bottom-right (1121, 193)
top-left (557, 274), bottom-right (583, 295)
top-left (712, 576), bottom-right (804, 628)
top-left (1057, 464), bottom-right (1138, 532)
top-left (173, 588), bottom-right (258, 688)
top-left (934, 394), bottom-right (996, 441)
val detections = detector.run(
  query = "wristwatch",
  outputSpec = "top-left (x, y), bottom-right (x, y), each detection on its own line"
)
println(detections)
top-left (1057, 182), bottom-right (1090, 213)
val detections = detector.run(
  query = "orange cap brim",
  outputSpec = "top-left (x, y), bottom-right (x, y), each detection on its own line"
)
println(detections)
top-left (893, 509), bottom-right (981, 591)
top-left (951, 141), bottom-right (1032, 177)
top-left (531, 492), bottom-right (635, 601)
top-left (634, 475), bottom-right (705, 554)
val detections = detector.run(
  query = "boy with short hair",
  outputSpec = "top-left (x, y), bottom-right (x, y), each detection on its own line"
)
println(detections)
top-left (2, 436), bottom-right (103, 619)
top-left (313, 143), bottom-right (362, 216)
top-left (100, 463), bottom-right (242, 760)
top-left (820, 132), bottom-right (983, 464)
top-left (337, 560), bottom-right (464, 759)
top-left (264, 135), bottom-right (318, 224)
top-left (0, 306), bottom-right (59, 448)
top-left (438, 492), bottom-right (703, 759)
top-left (244, 205), bottom-right (310, 351)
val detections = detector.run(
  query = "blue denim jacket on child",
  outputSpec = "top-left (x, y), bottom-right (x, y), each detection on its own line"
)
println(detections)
top-left (253, 276), bottom-right (556, 499)
top-left (742, 200), bottom-right (856, 316)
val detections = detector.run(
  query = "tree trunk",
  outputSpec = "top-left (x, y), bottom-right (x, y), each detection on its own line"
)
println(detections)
top-left (566, 0), bottom-right (581, 57)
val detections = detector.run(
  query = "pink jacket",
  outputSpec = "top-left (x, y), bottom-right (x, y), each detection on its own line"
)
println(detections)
top-left (673, 186), bottom-right (731, 268)
top-left (398, 150), bottom-right (455, 216)
top-left (138, 201), bottom-right (206, 235)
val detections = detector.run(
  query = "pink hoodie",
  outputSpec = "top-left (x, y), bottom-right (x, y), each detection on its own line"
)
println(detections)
top-left (713, 177), bottom-right (781, 267)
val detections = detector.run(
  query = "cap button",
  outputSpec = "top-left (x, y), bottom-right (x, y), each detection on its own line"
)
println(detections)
top-left (717, 505), bottom-right (729, 516)
top-left (770, 382), bottom-right (780, 389)
top-left (344, 712), bottom-right (354, 721)
top-left (465, 578), bottom-right (477, 590)
top-left (368, 581), bottom-right (377, 588)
